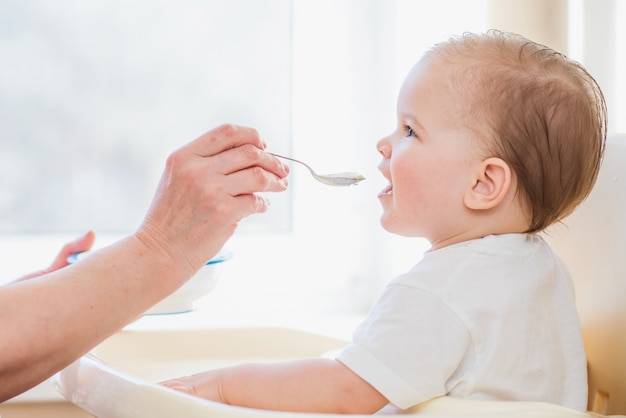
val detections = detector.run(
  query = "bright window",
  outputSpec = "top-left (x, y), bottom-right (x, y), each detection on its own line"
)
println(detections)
top-left (1, 0), bottom-right (623, 318)
top-left (0, 0), bottom-right (292, 233)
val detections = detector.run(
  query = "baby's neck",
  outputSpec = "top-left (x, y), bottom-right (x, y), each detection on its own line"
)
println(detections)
top-left (430, 206), bottom-right (531, 251)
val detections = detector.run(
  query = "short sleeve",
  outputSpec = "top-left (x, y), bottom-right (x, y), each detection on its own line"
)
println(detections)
top-left (336, 283), bottom-right (472, 409)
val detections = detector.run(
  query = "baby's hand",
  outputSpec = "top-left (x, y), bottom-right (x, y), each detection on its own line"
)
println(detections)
top-left (160, 371), bottom-right (224, 403)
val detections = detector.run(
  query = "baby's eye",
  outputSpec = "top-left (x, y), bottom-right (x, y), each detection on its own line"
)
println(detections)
top-left (405, 126), bottom-right (415, 137)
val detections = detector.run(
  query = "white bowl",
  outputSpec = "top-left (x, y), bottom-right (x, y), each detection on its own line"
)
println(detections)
top-left (67, 249), bottom-right (232, 315)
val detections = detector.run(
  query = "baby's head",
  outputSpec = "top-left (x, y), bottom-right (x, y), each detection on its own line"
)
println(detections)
top-left (426, 30), bottom-right (607, 232)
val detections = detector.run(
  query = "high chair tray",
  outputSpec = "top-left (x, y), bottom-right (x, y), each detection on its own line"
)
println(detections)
top-left (53, 327), bottom-right (618, 418)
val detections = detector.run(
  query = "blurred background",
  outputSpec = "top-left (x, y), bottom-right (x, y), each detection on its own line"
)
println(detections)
top-left (1, 0), bottom-right (624, 318)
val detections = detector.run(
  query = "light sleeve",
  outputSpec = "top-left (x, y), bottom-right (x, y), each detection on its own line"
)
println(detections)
top-left (336, 282), bottom-right (472, 410)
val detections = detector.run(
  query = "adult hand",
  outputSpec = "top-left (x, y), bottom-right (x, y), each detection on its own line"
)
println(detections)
top-left (135, 124), bottom-right (290, 278)
top-left (15, 230), bottom-right (96, 282)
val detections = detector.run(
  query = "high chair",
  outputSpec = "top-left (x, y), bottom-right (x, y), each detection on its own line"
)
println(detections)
top-left (544, 133), bottom-right (626, 416)
top-left (54, 136), bottom-right (626, 417)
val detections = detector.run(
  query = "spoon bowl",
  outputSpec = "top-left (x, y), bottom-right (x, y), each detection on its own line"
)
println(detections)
top-left (269, 153), bottom-right (365, 186)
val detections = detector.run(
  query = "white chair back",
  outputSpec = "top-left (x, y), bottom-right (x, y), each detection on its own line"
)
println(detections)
top-left (545, 134), bottom-right (626, 415)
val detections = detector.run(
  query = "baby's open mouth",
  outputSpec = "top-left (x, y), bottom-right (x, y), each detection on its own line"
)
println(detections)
top-left (378, 184), bottom-right (393, 196)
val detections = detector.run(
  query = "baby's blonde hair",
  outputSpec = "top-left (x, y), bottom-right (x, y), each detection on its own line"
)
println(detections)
top-left (427, 30), bottom-right (607, 232)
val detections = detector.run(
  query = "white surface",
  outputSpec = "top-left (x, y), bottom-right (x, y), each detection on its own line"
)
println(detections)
top-left (52, 327), bottom-right (597, 418)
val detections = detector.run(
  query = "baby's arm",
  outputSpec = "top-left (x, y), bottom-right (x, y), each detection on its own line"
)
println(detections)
top-left (161, 358), bottom-right (388, 414)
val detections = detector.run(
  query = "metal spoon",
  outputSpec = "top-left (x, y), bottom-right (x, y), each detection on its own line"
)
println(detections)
top-left (269, 153), bottom-right (365, 186)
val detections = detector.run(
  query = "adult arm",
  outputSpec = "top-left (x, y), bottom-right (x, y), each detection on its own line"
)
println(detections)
top-left (161, 358), bottom-right (389, 414)
top-left (0, 124), bottom-right (289, 402)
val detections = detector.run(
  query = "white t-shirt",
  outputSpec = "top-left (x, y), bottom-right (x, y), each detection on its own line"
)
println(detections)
top-left (336, 233), bottom-right (587, 411)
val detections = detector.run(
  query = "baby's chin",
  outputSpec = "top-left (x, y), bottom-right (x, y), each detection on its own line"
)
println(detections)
top-left (379, 213), bottom-right (428, 239)
top-left (378, 213), bottom-right (402, 235)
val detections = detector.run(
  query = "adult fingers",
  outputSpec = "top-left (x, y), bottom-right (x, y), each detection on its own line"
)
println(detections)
top-left (222, 164), bottom-right (289, 198)
top-left (210, 143), bottom-right (290, 181)
top-left (184, 124), bottom-right (267, 158)
top-left (47, 230), bottom-right (96, 272)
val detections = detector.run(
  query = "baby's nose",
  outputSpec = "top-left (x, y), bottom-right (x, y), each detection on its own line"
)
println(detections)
top-left (376, 138), bottom-right (391, 158)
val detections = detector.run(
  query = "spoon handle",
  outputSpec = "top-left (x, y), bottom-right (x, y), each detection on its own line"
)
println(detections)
top-left (268, 153), bottom-right (315, 174)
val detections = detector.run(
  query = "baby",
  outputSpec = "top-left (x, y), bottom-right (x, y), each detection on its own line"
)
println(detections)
top-left (161, 30), bottom-right (607, 414)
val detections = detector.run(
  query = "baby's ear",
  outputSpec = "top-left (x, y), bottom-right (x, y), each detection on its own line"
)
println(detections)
top-left (464, 157), bottom-right (512, 210)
